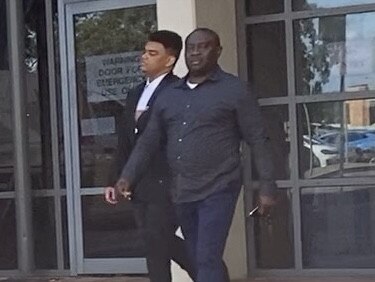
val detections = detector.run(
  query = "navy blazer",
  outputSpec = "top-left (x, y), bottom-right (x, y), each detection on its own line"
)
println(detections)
top-left (112, 72), bottom-right (179, 203)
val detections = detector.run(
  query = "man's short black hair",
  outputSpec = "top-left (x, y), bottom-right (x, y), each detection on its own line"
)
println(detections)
top-left (148, 30), bottom-right (183, 61)
top-left (186, 28), bottom-right (221, 47)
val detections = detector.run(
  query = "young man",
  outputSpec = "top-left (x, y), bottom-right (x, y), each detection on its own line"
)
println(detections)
top-left (116, 28), bottom-right (277, 282)
top-left (104, 30), bottom-right (194, 282)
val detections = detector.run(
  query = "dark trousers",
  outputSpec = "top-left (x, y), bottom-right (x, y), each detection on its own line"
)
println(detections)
top-left (176, 184), bottom-right (241, 282)
top-left (133, 200), bottom-right (195, 282)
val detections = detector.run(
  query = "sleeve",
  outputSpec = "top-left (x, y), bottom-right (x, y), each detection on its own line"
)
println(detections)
top-left (235, 83), bottom-right (277, 197)
top-left (119, 99), bottom-right (164, 187)
top-left (107, 109), bottom-right (131, 186)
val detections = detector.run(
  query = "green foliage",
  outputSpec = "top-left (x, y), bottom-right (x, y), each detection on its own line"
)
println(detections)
top-left (297, 18), bottom-right (331, 95)
top-left (74, 5), bottom-right (157, 59)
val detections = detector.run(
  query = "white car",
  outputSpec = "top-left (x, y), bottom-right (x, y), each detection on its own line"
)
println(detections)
top-left (303, 135), bottom-right (339, 167)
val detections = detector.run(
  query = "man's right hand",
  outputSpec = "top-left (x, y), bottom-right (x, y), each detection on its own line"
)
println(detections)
top-left (104, 186), bottom-right (119, 204)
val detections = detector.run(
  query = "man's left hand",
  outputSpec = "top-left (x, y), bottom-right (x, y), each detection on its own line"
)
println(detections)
top-left (258, 194), bottom-right (277, 216)
top-left (114, 178), bottom-right (132, 200)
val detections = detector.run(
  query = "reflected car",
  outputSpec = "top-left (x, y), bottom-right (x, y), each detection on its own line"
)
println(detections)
top-left (303, 135), bottom-right (339, 167)
top-left (304, 162), bottom-right (375, 179)
top-left (317, 131), bottom-right (375, 151)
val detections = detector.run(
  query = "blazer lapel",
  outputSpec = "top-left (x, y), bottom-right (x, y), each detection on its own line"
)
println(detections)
top-left (135, 73), bottom-right (179, 132)
top-left (146, 72), bottom-right (177, 108)
top-left (128, 82), bottom-right (146, 112)
top-left (125, 82), bottom-right (145, 146)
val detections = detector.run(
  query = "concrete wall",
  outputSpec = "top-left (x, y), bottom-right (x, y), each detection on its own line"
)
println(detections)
top-left (193, 1), bottom-right (248, 279)
top-left (157, 4), bottom-right (196, 282)
top-left (195, 0), bottom-right (239, 75)
top-left (156, 0), bottom-right (196, 78)
top-left (157, 0), bottom-right (248, 280)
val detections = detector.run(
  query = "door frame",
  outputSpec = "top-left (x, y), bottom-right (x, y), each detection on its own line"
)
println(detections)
top-left (58, 0), bottom-right (155, 275)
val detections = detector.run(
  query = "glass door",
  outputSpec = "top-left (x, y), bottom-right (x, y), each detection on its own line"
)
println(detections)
top-left (60, 0), bottom-right (156, 274)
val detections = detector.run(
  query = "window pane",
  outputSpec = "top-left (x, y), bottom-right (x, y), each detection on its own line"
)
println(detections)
top-left (301, 186), bottom-right (375, 268)
top-left (247, 22), bottom-right (287, 98)
top-left (294, 0), bottom-right (375, 11)
top-left (74, 6), bottom-right (156, 188)
top-left (253, 106), bottom-right (290, 180)
top-left (0, 0), bottom-right (14, 192)
top-left (0, 199), bottom-right (17, 269)
top-left (61, 196), bottom-right (69, 269)
top-left (33, 197), bottom-right (57, 269)
top-left (298, 100), bottom-right (375, 179)
top-left (82, 195), bottom-right (145, 258)
top-left (252, 189), bottom-right (294, 268)
top-left (294, 13), bottom-right (375, 95)
top-left (50, 0), bottom-right (66, 190)
top-left (245, 0), bottom-right (283, 16)
top-left (24, 0), bottom-right (56, 190)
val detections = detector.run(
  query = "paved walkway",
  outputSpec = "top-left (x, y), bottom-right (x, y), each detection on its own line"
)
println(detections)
top-left (2, 277), bottom-right (375, 282)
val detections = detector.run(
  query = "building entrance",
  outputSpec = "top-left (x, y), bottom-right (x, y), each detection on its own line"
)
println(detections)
top-left (59, 0), bottom-right (157, 275)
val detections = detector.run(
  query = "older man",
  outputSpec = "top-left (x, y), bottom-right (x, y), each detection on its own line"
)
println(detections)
top-left (116, 28), bottom-right (277, 282)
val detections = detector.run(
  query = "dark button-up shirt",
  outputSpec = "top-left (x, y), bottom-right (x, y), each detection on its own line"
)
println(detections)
top-left (121, 66), bottom-right (276, 203)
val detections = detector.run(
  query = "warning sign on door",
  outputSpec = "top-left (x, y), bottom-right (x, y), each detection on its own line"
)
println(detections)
top-left (85, 51), bottom-right (144, 103)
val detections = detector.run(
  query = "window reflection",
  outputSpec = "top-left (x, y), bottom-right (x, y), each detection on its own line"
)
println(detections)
top-left (74, 6), bottom-right (156, 188)
top-left (0, 0), bottom-right (14, 192)
top-left (294, 0), bottom-right (375, 10)
top-left (82, 195), bottom-right (145, 258)
top-left (61, 197), bottom-right (70, 269)
top-left (298, 99), bottom-right (375, 178)
top-left (294, 13), bottom-right (375, 95)
top-left (245, 0), bottom-right (283, 16)
top-left (253, 189), bottom-right (294, 269)
top-left (247, 22), bottom-right (287, 98)
top-left (301, 186), bottom-right (375, 268)
top-left (253, 106), bottom-right (290, 180)
top-left (0, 199), bottom-right (17, 269)
top-left (33, 197), bottom-right (57, 269)
top-left (24, 0), bottom-right (54, 190)
top-left (75, 6), bottom-right (156, 260)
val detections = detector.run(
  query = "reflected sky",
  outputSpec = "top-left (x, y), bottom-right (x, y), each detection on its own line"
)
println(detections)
top-left (327, 13), bottom-right (375, 92)
top-left (302, 0), bottom-right (375, 8)
top-left (296, 12), bottom-right (375, 93)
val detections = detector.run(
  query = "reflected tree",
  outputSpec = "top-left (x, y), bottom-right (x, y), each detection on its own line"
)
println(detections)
top-left (24, 0), bottom-right (42, 73)
top-left (74, 6), bottom-right (156, 59)
top-left (295, 7), bottom-right (340, 173)
top-left (296, 13), bottom-right (346, 123)
top-left (295, 16), bottom-right (331, 95)
top-left (72, 6), bottom-right (157, 188)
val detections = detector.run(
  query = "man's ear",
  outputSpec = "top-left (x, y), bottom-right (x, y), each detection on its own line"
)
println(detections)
top-left (166, 56), bottom-right (176, 68)
top-left (216, 46), bottom-right (223, 58)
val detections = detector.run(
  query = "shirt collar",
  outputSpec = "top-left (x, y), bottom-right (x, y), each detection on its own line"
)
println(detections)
top-left (145, 72), bottom-right (168, 88)
top-left (175, 64), bottom-right (223, 89)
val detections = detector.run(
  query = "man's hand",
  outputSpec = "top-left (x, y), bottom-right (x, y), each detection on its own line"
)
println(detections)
top-left (104, 186), bottom-right (119, 204)
top-left (258, 194), bottom-right (277, 216)
top-left (115, 178), bottom-right (132, 200)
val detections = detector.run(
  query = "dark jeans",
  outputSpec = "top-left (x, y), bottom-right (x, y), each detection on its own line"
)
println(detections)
top-left (176, 183), bottom-right (241, 282)
top-left (133, 200), bottom-right (195, 282)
